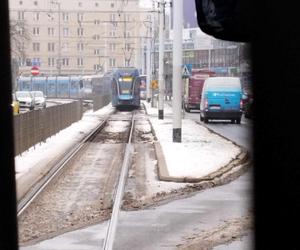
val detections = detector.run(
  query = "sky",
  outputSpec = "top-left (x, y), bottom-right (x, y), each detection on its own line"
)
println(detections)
top-left (139, 0), bottom-right (152, 8)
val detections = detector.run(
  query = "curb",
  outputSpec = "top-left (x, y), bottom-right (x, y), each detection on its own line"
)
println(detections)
top-left (143, 101), bottom-right (251, 185)
top-left (153, 126), bottom-right (251, 185)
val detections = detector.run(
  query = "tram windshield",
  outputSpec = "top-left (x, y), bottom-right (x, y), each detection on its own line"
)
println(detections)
top-left (118, 77), bottom-right (133, 95)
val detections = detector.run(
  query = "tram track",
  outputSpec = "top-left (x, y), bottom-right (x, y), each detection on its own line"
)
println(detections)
top-left (17, 115), bottom-right (110, 217)
top-left (17, 109), bottom-right (138, 245)
top-left (103, 111), bottom-right (136, 250)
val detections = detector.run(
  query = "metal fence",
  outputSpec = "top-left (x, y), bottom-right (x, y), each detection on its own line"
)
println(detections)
top-left (14, 100), bottom-right (83, 156)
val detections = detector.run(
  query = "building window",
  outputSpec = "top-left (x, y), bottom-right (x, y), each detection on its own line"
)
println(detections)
top-left (78, 2), bottom-right (82, 7)
top-left (125, 43), bottom-right (131, 51)
top-left (93, 34), bottom-right (100, 40)
top-left (33, 12), bottom-right (40, 21)
top-left (33, 27), bottom-right (40, 36)
top-left (48, 43), bottom-right (55, 52)
top-left (19, 1), bottom-right (23, 5)
top-left (77, 27), bottom-right (83, 36)
top-left (94, 64), bottom-right (101, 70)
top-left (125, 32), bottom-right (130, 38)
top-left (109, 58), bottom-right (116, 67)
top-left (62, 58), bottom-right (69, 66)
top-left (62, 12), bottom-right (69, 22)
top-left (95, 2), bottom-right (99, 7)
top-left (19, 57), bottom-right (26, 66)
top-left (77, 58), bottom-right (83, 66)
top-left (48, 58), bottom-right (55, 67)
top-left (109, 30), bottom-right (115, 37)
top-left (48, 27), bottom-right (55, 36)
top-left (18, 27), bottom-right (24, 35)
top-left (94, 49), bottom-right (100, 55)
top-left (109, 43), bottom-right (116, 51)
top-left (77, 13), bottom-right (83, 22)
top-left (32, 58), bottom-right (41, 66)
top-left (94, 20), bottom-right (100, 25)
top-left (77, 43), bottom-right (84, 51)
top-left (62, 43), bottom-right (69, 52)
top-left (18, 11), bottom-right (24, 20)
top-left (63, 28), bottom-right (69, 37)
top-left (33, 42), bottom-right (40, 52)
top-left (34, 1), bottom-right (38, 6)
top-left (125, 59), bottom-right (130, 67)
top-left (111, 3), bottom-right (114, 8)
top-left (110, 14), bottom-right (116, 22)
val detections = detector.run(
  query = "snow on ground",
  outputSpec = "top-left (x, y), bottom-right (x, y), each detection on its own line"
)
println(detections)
top-left (14, 103), bottom-right (114, 180)
top-left (143, 101), bottom-right (241, 179)
top-left (15, 100), bottom-right (240, 185)
top-left (104, 121), bottom-right (129, 133)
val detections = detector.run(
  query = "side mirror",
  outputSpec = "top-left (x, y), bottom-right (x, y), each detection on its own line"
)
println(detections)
top-left (195, 0), bottom-right (253, 42)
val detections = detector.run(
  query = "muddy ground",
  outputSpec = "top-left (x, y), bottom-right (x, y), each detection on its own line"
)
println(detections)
top-left (18, 110), bottom-right (251, 247)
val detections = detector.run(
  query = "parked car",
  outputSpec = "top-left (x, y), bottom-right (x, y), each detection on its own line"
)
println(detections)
top-left (31, 91), bottom-right (46, 109)
top-left (15, 91), bottom-right (35, 110)
top-left (11, 93), bottom-right (20, 115)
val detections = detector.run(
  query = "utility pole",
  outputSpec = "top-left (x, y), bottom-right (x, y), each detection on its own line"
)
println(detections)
top-left (158, 0), bottom-right (165, 119)
top-left (51, 1), bottom-right (61, 75)
top-left (146, 22), bottom-right (151, 102)
top-left (172, 0), bottom-right (183, 142)
top-left (151, 0), bottom-right (156, 107)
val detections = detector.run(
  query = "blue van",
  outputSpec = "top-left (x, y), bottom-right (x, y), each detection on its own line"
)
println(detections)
top-left (200, 77), bottom-right (243, 124)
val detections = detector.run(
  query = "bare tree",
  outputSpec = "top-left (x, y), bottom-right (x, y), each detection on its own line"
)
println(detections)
top-left (10, 19), bottom-right (30, 59)
top-left (10, 19), bottom-right (30, 91)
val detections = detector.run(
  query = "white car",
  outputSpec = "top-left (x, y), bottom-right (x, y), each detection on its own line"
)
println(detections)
top-left (31, 91), bottom-right (46, 109)
top-left (15, 91), bottom-right (35, 110)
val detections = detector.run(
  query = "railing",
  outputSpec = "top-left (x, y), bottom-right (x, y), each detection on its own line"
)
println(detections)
top-left (14, 100), bottom-right (83, 156)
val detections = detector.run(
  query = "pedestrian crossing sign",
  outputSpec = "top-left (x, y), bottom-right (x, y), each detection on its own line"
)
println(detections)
top-left (182, 64), bottom-right (191, 77)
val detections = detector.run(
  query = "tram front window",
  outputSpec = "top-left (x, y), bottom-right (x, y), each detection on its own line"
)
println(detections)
top-left (119, 77), bottom-right (133, 95)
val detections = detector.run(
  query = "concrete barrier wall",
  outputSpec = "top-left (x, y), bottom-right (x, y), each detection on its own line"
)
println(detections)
top-left (93, 94), bottom-right (111, 112)
top-left (14, 100), bottom-right (83, 156)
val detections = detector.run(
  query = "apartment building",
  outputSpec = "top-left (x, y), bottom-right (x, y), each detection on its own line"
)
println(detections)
top-left (9, 0), bottom-right (149, 76)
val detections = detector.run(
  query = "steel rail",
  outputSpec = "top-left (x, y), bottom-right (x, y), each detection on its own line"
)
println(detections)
top-left (103, 111), bottom-right (136, 250)
top-left (17, 114), bottom-right (111, 217)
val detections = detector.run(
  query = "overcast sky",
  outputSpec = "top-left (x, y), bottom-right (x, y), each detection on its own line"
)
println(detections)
top-left (139, 0), bottom-right (153, 8)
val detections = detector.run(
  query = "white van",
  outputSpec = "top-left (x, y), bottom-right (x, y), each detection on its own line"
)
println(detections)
top-left (200, 77), bottom-right (243, 124)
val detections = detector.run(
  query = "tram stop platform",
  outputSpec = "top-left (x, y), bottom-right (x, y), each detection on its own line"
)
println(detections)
top-left (143, 101), bottom-right (250, 184)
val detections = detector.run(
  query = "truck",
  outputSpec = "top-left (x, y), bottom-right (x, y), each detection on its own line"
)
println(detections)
top-left (183, 68), bottom-right (215, 112)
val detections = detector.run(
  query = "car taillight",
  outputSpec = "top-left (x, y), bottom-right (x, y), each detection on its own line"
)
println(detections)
top-left (205, 99), bottom-right (208, 108)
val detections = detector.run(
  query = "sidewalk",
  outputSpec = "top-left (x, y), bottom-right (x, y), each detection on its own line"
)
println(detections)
top-left (143, 101), bottom-right (250, 183)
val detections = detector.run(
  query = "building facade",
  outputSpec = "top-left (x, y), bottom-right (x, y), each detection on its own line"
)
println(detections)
top-left (9, 0), bottom-right (148, 76)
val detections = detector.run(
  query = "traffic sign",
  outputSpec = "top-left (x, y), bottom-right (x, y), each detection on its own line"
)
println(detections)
top-left (182, 64), bottom-right (191, 77)
top-left (31, 66), bottom-right (39, 76)
top-left (151, 79), bottom-right (158, 89)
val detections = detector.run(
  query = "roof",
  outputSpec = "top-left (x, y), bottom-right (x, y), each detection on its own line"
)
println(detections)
top-left (204, 77), bottom-right (241, 90)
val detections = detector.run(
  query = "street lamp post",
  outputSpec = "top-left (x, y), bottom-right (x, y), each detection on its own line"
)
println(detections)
top-left (158, 0), bottom-right (165, 119)
top-left (51, 1), bottom-right (61, 75)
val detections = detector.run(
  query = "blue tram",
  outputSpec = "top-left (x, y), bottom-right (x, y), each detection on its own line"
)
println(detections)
top-left (111, 67), bottom-right (141, 109)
